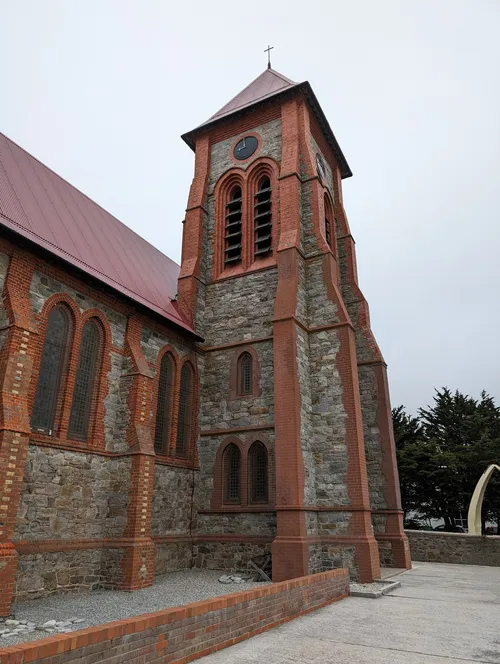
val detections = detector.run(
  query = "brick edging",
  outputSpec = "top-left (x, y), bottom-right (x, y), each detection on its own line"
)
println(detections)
top-left (0, 568), bottom-right (349, 663)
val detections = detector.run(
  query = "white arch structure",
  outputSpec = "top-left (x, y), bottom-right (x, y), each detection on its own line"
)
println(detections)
top-left (467, 464), bottom-right (500, 535)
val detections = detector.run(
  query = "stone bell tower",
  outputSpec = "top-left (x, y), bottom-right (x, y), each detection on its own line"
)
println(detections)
top-left (178, 67), bottom-right (411, 582)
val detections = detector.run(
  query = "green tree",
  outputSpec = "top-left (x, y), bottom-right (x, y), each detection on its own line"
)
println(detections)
top-left (393, 389), bottom-right (500, 532)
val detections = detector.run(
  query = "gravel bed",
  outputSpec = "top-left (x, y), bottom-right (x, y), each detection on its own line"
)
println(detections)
top-left (3, 570), bottom-right (268, 647)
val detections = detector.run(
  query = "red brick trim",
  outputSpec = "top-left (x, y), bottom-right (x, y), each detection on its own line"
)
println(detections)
top-left (229, 345), bottom-right (262, 400)
top-left (0, 568), bottom-right (348, 664)
top-left (212, 157), bottom-right (280, 280)
top-left (199, 424), bottom-right (274, 436)
top-left (205, 263), bottom-right (277, 285)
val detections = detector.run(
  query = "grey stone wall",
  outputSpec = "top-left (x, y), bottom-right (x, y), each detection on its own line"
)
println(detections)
top-left (199, 342), bottom-right (274, 431)
top-left (201, 270), bottom-right (277, 346)
top-left (308, 544), bottom-right (356, 578)
top-left (14, 548), bottom-right (125, 602)
top-left (14, 446), bottom-right (130, 541)
top-left (208, 119), bottom-right (282, 192)
top-left (358, 365), bottom-right (387, 510)
top-left (104, 353), bottom-right (131, 453)
top-left (152, 465), bottom-right (194, 536)
top-left (154, 543), bottom-right (193, 576)
top-left (194, 542), bottom-right (272, 572)
top-left (0, 251), bottom-right (9, 327)
top-left (296, 325), bottom-right (316, 506)
top-left (406, 530), bottom-right (500, 566)
top-left (308, 329), bottom-right (350, 508)
top-left (140, 327), bottom-right (192, 366)
top-left (197, 513), bottom-right (276, 537)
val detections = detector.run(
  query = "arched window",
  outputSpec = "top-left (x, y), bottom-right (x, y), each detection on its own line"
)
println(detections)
top-left (68, 319), bottom-right (102, 441)
top-left (248, 442), bottom-right (268, 503)
top-left (224, 185), bottom-right (243, 266)
top-left (238, 352), bottom-right (253, 396)
top-left (31, 305), bottom-right (72, 435)
top-left (224, 444), bottom-right (241, 503)
top-left (254, 176), bottom-right (272, 258)
top-left (176, 362), bottom-right (194, 457)
top-left (324, 193), bottom-right (334, 253)
top-left (153, 353), bottom-right (175, 454)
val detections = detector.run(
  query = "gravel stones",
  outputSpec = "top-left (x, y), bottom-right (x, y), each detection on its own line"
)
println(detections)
top-left (0, 617), bottom-right (86, 642)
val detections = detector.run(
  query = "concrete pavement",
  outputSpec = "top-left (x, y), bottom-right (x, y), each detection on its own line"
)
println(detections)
top-left (199, 562), bottom-right (500, 663)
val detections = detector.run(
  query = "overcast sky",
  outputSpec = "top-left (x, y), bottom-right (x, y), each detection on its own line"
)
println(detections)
top-left (2, 0), bottom-right (499, 413)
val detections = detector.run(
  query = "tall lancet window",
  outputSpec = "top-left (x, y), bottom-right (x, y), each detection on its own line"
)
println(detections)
top-left (254, 176), bottom-right (272, 258)
top-left (68, 319), bottom-right (102, 441)
top-left (224, 186), bottom-right (243, 266)
top-left (31, 305), bottom-right (72, 435)
top-left (324, 193), bottom-right (335, 253)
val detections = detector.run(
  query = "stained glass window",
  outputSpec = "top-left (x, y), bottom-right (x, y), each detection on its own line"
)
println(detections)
top-left (31, 306), bottom-right (71, 434)
top-left (68, 320), bottom-right (101, 441)
top-left (154, 353), bottom-right (174, 454)
top-left (249, 442), bottom-right (268, 503)
top-left (224, 444), bottom-right (241, 503)
top-left (238, 352), bottom-right (253, 395)
top-left (176, 362), bottom-right (193, 457)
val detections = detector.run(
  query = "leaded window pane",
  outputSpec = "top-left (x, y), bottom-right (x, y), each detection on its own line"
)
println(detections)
top-left (176, 363), bottom-right (193, 457)
top-left (225, 444), bottom-right (241, 503)
top-left (239, 352), bottom-right (252, 395)
top-left (154, 354), bottom-right (174, 454)
top-left (249, 442), bottom-right (268, 503)
top-left (68, 320), bottom-right (101, 441)
top-left (31, 306), bottom-right (70, 434)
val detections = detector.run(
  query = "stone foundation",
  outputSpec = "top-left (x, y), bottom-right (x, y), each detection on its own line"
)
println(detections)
top-left (193, 542), bottom-right (272, 572)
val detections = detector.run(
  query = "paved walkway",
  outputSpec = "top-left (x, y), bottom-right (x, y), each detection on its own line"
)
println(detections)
top-left (199, 562), bottom-right (500, 663)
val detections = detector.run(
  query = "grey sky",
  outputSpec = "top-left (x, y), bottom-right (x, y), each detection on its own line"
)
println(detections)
top-left (2, 0), bottom-right (499, 413)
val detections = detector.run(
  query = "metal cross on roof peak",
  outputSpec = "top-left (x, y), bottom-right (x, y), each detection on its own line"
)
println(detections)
top-left (264, 45), bottom-right (274, 69)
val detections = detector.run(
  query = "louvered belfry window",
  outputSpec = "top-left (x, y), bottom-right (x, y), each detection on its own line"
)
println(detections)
top-left (154, 353), bottom-right (174, 454)
top-left (325, 216), bottom-right (332, 249)
top-left (238, 352), bottom-right (253, 396)
top-left (224, 444), bottom-right (241, 503)
top-left (224, 186), bottom-right (243, 266)
top-left (254, 176), bottom-right (272, 258)
top-left (324, 194), bottom-right (333, 251)
top-left (249, 442), bottom-right (268, 503)
top-left (176, 363), bottom-right (194, 457)
top-left (31, 305), bottom-right (71, 435)
top-left (68, 320), bottom-right (101, 441)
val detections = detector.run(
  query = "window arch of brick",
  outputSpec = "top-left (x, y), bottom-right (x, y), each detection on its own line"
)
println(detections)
top-left (175, 359), bottom-right (197, 459)
top-left (212, 435), bottom-right (274, 509)
top-left (213, 157), bottom-right (279, 279)
top-left (248, 441), bottom-right (269, 504)
top-left (323, 191), bottom-right (336, 256)
top-left (213, 170), bottom-right (245, 278)
top-left (245, 158), bottom-right (279, 269)
top-left (153, 348), bottom-right (178, 455)
top-left (31, 302), bottom-right (74, 436)
top-left (230, 346), bottom-right (262, 399)
top-left (67, 318), bottom-right (103, 442)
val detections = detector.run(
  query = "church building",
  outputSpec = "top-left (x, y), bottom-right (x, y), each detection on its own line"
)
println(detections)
top-left (0, 67), bottom-right (410, 615)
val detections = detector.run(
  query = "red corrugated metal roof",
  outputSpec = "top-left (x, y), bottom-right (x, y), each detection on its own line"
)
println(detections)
top-left (0, 133), bottom-right (196, 335)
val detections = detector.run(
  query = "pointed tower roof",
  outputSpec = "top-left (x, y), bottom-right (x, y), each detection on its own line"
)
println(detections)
top-left (182, 68), bottom-right (352, 179)
top-left (205, 68), bottom-right (297, 125)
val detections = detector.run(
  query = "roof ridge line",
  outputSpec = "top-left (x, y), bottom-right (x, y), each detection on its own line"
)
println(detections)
top-left (0, 132), bottom-right (180, 270)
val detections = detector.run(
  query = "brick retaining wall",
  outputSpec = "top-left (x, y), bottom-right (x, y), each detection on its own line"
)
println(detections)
top-left (0, 568), bottom-right (349, 664)
top-left (406, 530), bottom-right (500, 566)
